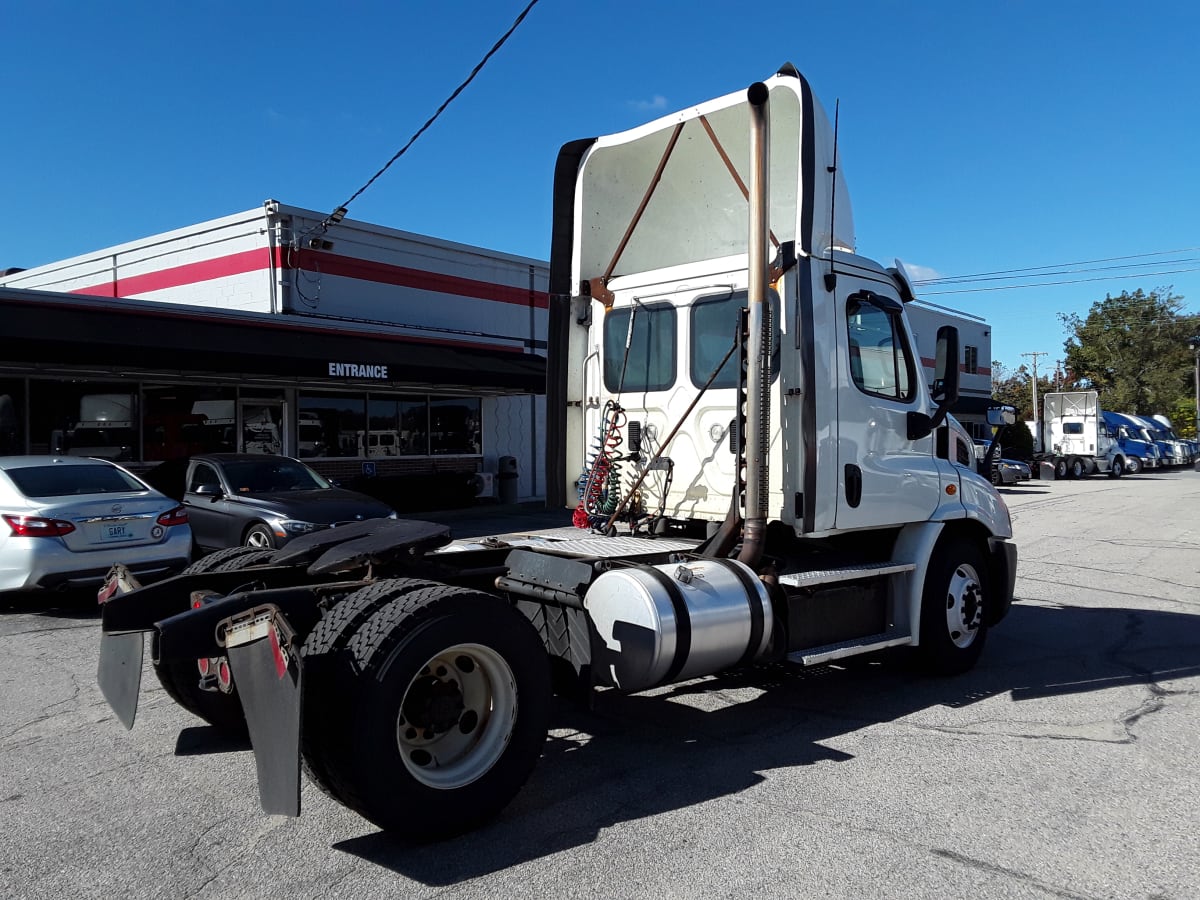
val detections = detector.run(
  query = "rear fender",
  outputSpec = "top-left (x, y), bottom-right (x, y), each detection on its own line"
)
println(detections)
top-left (100, 567), bottom-right (313, 634)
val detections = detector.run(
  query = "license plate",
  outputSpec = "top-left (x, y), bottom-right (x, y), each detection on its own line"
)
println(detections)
top-left (102, 523), bottom-right (133, 541)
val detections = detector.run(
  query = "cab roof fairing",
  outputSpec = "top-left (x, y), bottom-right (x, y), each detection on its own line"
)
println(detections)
top-left (569, 70), bottom-right (855, 296)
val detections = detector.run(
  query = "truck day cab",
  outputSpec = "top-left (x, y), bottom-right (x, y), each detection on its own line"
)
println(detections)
top-left (96, 65), bottom-right (1017, 840)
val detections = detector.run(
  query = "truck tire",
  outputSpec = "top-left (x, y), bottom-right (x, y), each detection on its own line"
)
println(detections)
top-left (1126, 456), bottom-right (1142, 475)
top-left (149, 548), bottom-right (276, 736)
top-left (1070, 457), bottom-right (1085, 479)
top-left (182, 545), bottom-right (269, 574)
top-left (244, 523), bottom-right (276, 549)
top-left (303, 584), bottom-right (551, 839)
top-left (300, 578), bottom-right (442, 802)
top-left (1108, 458), bottom-right (1124, 479)
top-left (916, 537), bottom-right (988, 676)
top-left (1054, 458), bottom-right (1068, 480)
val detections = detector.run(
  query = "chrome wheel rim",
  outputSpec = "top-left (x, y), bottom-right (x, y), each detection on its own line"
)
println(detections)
top-left (246, 530), bottom-right (271, 548)
top-left (396, 642), bottom-right (517, 789)
top-left (944, 562), bottom-right (983, 649)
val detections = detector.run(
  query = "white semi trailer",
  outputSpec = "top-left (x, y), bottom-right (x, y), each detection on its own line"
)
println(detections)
top-left (96, 65), bottom-right (1018, 840)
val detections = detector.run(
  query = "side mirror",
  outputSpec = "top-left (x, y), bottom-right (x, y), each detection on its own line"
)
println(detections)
top-left (987, 405), bottom-right (1017, 427)
top-left (193, 483), bottom-right (223, 498)
top-left (932, 326), bottom-right (960, 406)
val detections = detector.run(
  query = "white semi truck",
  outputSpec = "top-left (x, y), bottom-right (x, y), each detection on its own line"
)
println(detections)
top-left (1037, 391), bottom-right (1127, 479)
top-left (96, 65), bottom-right (1018, 840)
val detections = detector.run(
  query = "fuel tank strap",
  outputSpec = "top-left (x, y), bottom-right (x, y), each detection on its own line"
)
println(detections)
top-left (636, 564), bottom-right (692, 685)
top-left (722, 560), bottom-right (766, 668)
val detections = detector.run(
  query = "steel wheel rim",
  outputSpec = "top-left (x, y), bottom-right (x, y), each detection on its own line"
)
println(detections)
top-left (396, 642), bottom-right (517, 789)
top-left (944, 562), bottom-right (983, 649)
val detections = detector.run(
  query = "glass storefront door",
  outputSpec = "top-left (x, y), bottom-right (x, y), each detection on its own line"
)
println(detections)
top-left (239, 399), bottom-right (285, 455)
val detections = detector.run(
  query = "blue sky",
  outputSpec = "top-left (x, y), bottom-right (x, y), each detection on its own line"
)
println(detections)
top-left (6, 1), bottom-right (1199, 373)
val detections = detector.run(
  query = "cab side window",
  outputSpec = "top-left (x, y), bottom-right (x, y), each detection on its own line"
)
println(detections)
top-left (846, 295), bottom-right (915, 402)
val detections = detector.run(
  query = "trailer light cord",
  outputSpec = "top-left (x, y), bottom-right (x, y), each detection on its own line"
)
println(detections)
top-left (316, 0), bottom-right (542, 233)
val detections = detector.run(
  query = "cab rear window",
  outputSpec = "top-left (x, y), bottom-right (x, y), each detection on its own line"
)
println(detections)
top-left (6, 465), bottom-right (146, 498)
top-left (603, 302), bottom-right (677, 393)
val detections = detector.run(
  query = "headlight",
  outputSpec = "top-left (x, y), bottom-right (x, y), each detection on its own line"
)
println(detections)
top-left (281, 520), bottom-right (318, 534)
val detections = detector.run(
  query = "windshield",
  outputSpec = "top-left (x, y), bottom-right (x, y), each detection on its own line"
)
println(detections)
top-left (7, 464), bottom-right (146, 498)
top-left (220, 459), bottom-right (330, 494)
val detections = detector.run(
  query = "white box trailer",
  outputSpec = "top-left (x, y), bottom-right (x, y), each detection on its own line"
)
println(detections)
top-left (1, 202), bottom-right (551, 498)
top-left (0, 200), bottom-right (548, 355)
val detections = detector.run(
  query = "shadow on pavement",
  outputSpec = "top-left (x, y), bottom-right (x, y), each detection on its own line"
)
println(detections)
top-left (332, 600), bottom-right (1200, 883)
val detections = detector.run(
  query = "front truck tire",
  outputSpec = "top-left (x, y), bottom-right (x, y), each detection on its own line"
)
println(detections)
top-left (301, 582), bottom-right (551, 839)
top-left (151, 547), bottom-right (278, 737)
top-left (916, 537), bottom-right (988, 676)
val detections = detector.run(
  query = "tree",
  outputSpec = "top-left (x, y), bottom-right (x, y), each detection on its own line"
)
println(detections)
top-left (1060, 289), bottom-right (1195, 415)
top-left (990, 360), bottom-right (1053, 422)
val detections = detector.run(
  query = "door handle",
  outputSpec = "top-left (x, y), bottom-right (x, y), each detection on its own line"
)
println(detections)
top-left (844, 464), bottom-right (862, 508)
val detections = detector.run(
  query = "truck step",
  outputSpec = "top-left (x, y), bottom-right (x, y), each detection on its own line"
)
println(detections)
top-left (778, 561), bottom-right (915, 589)
top-left (788, 631), bottom-right (913, 666)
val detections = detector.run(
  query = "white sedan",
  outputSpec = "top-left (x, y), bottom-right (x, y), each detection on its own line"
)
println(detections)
top-left (0, 456), bottom-right (192, 593)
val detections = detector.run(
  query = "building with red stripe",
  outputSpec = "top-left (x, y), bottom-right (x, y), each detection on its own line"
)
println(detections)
top-left (0, 201), bottom-right (550, 509)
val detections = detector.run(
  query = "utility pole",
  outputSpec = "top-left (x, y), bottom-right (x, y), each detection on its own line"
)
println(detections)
top-left (1190, 336), bottom-right (1200, 441)
top-left (1022, 351), bottom-right (1048, 452)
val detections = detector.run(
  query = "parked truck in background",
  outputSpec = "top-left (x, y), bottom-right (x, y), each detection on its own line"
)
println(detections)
top-left (1036, 391), bottom-right (1126, 479)
top-left (1101, 410), bottom-right (1161, 474)
top-left (1147, 415), bottom-right (1196, 466)
top-left (94, 66), bottom-right (1018, 840)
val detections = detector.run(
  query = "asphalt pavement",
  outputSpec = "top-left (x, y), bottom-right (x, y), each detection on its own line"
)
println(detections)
top-left (1, 471), bottom-right (1198, 899)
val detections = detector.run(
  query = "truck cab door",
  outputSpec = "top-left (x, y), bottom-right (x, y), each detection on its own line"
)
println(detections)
top-left (834, 284), bottom-right (942, 530)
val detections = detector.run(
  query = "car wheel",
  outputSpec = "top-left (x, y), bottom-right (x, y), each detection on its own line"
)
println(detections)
top-left (1126, 456), bottom-right (1142, 475)
top-left (244, 523), bottom-right (276, 549)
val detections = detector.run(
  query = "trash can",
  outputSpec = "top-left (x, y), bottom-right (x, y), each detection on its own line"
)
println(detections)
top-left (498, 455), bottom-right (519, 504)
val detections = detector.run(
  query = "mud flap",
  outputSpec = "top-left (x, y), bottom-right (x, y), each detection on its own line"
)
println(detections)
top-left (223, 609), bottom-right (302, 817)
top-left (97, 632), bottom-right (145, 729)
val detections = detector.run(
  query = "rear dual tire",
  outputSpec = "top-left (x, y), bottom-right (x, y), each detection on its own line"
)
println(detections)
top-left (301, 580), bottom-right (551, 839)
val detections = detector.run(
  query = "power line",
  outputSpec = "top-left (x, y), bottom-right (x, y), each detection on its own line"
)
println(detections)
top-left (911, 246), bottom-right (1200, 284)
top-left (919, 256), bottom-right (1200, 287)
top-left (919, 266), bottom-right (1200, 295)
top-left (314, 0), bottom-right (542, 232)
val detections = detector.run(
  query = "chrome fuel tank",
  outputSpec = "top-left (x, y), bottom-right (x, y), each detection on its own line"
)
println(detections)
top-left (584, 558), bottom-right (773, 692)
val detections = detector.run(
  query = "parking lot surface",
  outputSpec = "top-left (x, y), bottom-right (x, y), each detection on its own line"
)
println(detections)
top-left (2, 472), bottom-right (1198, 899)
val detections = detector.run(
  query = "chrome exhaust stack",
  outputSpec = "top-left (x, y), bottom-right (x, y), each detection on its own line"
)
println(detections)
top-left (738, 81), bottom-right (771, 569)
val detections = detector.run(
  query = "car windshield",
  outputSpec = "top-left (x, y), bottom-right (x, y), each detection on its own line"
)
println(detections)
top-left (7, 464), bottom-right (147, 498)
top-left (220, 459), bottom-right (330, 493)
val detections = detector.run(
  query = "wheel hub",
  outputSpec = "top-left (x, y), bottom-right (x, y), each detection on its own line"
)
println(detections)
top-left (945, 564), bottom-right (983, 648)
top-left (395, 643), bottom-right (518, 790)
top-left (402, 675), bottom-right (465, 734)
